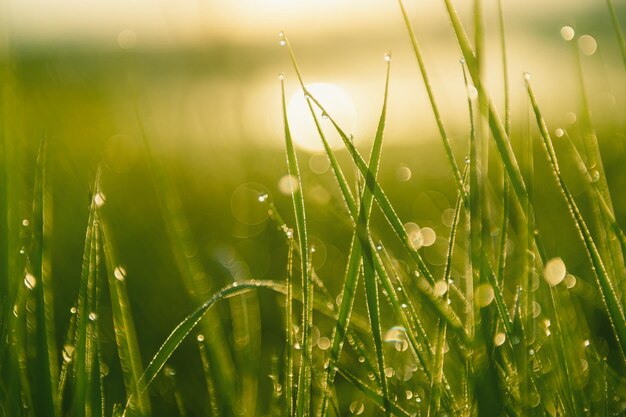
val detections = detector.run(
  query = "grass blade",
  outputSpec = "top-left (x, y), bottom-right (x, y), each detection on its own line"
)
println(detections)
top-left (27, 139), bottom-right (57, 417)
top-left (280, 76), bottom-right (313, 417)
top-left (526, 78), bottom-right (626, 359)
top-left (99, 214), bottom-right (151, 416)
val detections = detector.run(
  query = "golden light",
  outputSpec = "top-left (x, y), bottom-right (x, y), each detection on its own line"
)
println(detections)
top-left (287, 82), bottom-right (357, 153)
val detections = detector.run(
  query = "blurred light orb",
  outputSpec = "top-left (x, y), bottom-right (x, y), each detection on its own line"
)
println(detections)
top-left (278, 174), bottom-right (299, 195)
top-left (560, 26), bottom-right (575, 41)
top-left (578, 35), bottom-right (597, 56)
top-left (287, 82), bottom-right (357, 153)
top-left (544, 257), bottom-right (566, 286)
top-left (117, 29), bottom-right (137, 49)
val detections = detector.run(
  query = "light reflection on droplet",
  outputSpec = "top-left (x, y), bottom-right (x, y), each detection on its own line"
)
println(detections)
top-left (494, 332), bottom-right (506, 347)
top-left (89, 312), bottom-right (98, 321)
top-left (384, 326), bottom-right (408, 352)
top-left (543, 257), bottom-right (566, 286)
top-left (24, 273), bottom-right (36, 290)
top-left (467, 85), bottom-right (478, 100)
top-left (22, 219), bottom-right (30, 227)
top-left (63, 344), bottom-right (75, 363)
top-left (114, 266), bottom-right (127, 281)
top-left (197, 334), bottom-right (205, 342)
top-left (94, 192), bottom-right (106, 207)
top-left (349, 400), bottom-right (365, 415)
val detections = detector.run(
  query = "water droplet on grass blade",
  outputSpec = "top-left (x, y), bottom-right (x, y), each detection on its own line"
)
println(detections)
top-left (24, 273), bottom-right (36, 290)
top-left (494, 332), bottom-right (506, 347)
top-left (114, 266), bottom-right (126, 281)
top-left (197, 334), bottom-right (205, 342)
top-left (22, 219), bottom-right (29, 227)
top-left (257, 192), bottom-right (269, 202)
top-left (63, 344), bottom-right (75, 362)
top-left (94, 192), bottom-right (106, 207)
top-left (384, 52), bottom-right (391, 62)
top-left (89, 312), bottom-right (98, 321)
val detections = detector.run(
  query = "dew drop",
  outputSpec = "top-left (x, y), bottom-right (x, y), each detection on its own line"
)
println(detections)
top-left (94, 192), bottom-right (106, 207)
top-left (63, 344), bottom-right (75, 363)
top-left (114, 266), bottom-right (127, 281)
top-left (591, 170), bottom-right (600, 183)
top-left (278, 73), bottom-right (285, 81)
top-left (22, 219), bottom-right (29, 227)
top-left (583, 339), bottom-right (590, 347)
top-left (70, 306), bottom-right (77, 314)
top-left (459, 58), bottom-right (465, 64)
top-left (464, 155), bottom-right (470, 164)
top-left (523, 72), bottom-right (531, 81)
top-left (349, 400), bottom-right (365, 415)
top-left (258, 192), bottom-right (269, 202)
top-left (384, 52), bottom-right (392, 62)
top-left (88, 312), bottom-right (98, 321)
top-left (467, 85), bottom-right (478, 100)
top-left (197, 334), bottom-right (205, 342)
top-left (494, 332), bottom-right (506, 347)
top-left (164, 365), bottom-right (176, 377)
top-left (24, 273), bottom-right (36, 290)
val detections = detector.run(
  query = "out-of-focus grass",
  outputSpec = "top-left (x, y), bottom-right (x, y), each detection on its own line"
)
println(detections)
top-left (2, 0), bottom-right (626, 416)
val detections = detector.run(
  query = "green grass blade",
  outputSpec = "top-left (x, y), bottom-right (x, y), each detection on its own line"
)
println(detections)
top-left (526, 78), bottom-right (626, 359)
top-left (606, 0), bottom-right (626, 72)
top-left (280, 76), bottom-right (313, 417)
top-left (285, 239), bottom-right (295, 417)
top-left (27, 139), bottom-right (57, 417)
top-left (99, 215), bottom-right (151, 416)
top-left (358, 61), bottom-right (391, 417)
top-left (397, 0), bottom-right (463, 194)
top-left (197, 335), bottom-right (221, 417)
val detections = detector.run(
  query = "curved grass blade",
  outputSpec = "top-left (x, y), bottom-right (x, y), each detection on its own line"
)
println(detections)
top-left (526, 78), bottom-right (626, 359)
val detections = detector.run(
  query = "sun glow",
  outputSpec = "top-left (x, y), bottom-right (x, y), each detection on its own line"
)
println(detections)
top-left (287, 82), bottom-right (357, 153)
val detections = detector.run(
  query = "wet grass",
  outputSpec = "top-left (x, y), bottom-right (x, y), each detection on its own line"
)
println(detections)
top-left (2, 0), bottom-right (626, 416)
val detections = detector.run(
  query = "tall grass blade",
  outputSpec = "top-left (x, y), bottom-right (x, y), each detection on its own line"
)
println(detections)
top-left (197, 335), bottom-right (220, 417)
top-left (606, 0), bottom-right (626, 72)
top-left (99, 215), bottom-right (151, 416)
top-left (280, 76), bottom-right (313, 417)
top-left (397, 0), bottom-right (463, 194)
top-left (526, 78), bottom-right (626, 359)
top-left (27, 139), bottom-right (57, 417)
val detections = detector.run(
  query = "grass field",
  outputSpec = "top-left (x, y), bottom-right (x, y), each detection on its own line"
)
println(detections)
top-left (2, 0), bottom-right (626, 416)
